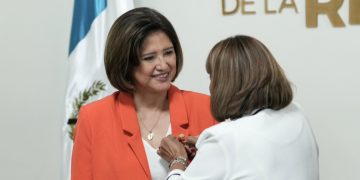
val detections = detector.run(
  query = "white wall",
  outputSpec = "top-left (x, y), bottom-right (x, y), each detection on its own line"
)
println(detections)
top-left (0, 0), bottom-right (359, 180)
top-left (0, 0), bottom-right (71, 179)
top-left (135, 0), bottom-right (360, 180)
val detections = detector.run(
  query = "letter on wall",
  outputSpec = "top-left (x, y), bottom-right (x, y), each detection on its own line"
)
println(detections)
top-left (222, 0), bottom-right (239, 15)
top-left (350, 0), bottom-right (360, 24)
top-left (306, 0), bottom-right (345, 27)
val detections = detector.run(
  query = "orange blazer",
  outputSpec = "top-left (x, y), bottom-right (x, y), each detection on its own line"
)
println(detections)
top-left (71, 85), bottom-right (216, 180)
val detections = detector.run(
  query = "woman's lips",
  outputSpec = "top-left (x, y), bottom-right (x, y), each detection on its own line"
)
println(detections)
top-left (152, 72), bottom-right (169, 82)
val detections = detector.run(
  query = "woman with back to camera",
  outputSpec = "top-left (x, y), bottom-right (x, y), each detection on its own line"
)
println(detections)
top-left (71, 7), bottom-right (216, 180)
top-left (158, 35), bottom-right (319, 180)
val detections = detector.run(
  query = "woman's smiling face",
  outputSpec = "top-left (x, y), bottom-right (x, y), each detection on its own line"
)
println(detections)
top-left (133, 31), bottom-right (177, 94)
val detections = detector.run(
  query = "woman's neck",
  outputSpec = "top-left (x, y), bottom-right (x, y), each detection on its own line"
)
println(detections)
top-left (133, 90), bottom-right (168, 112)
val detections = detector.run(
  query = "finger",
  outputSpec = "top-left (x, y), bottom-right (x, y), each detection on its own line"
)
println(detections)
top-left (167, 134), bottom-right (176, 139)
top-left (159, 139), bottom-right (173, 157)
top-left (157, 146), bottom-right (172, 162)
top-left (184, 136), bottom-right (198, 146)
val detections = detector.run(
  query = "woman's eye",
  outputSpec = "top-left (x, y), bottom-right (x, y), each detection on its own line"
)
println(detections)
top-left (164, 50), bottom-right (174, 56)
top-left (143, 56), bottom-right (154, 61)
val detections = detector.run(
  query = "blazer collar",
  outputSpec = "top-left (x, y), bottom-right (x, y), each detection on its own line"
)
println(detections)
top-left (167, 85), bottom-right (189, 136)
top-left (115, 85), bottom-right (190, 179)
top-left (119, 85), bottom-right (189, 137)
top-left (117, 92), bottom-right (151, 179)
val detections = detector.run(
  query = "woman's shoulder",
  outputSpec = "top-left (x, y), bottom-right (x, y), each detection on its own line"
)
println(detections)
top-left (75, 92), bottom-right (122, 132)
top-left (79, 91), bottom-right (119, 113)
top-left (197, 102), bottom-right (309, 144)
top-left (181, 90), bottom-right (210, 102)
top-left (169, 85), bottom-right (211, 111)
top-left (196, 122), bottom-right (234, 144)
top-left (170, 85), bottom-right (210, 99)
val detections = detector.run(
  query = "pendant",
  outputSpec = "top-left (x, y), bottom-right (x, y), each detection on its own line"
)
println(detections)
top-left (147, 132), bottom-right (154, 141)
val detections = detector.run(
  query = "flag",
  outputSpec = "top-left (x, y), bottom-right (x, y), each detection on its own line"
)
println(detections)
top-left (63, 0), bottom-right (133, 179)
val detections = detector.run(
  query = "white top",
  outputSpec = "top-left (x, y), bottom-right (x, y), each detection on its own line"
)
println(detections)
top-left (167, 102), bottom-right (319, 180)
top-left (143, 125), bottom-right (172, 180)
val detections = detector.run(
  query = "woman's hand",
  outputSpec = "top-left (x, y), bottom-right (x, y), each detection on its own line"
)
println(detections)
top-left (184, 136), bottom-right (198, 146)
top-left (184, 136), bottom-right (198, 161)
top-left (157, 135), bottom-right (188, 163)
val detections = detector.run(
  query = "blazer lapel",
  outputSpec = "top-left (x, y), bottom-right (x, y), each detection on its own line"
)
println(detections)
top-left (114, 85), bottom-right (189, 179)
top-left (117, 92), bottom-right (151, 179)
top-left (168, 85), bottom-right (189, 137)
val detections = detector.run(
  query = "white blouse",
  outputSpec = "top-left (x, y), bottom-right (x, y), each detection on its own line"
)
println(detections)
top-left (143, 125), bottom-right (172, 180)
top-left (166, 102), bottom-right (319, 180)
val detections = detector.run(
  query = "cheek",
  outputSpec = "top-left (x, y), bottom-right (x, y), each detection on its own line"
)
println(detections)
top-left (170, 56), bottom-right (177, 66)
top-left (168, 57), bottom-right (177, 71)
top-left (133, 66), bottom-right (149, 81)
top-left (137, 64), bottom-right (153, 74)
top-left (172, 61), bottom-right (177, 70)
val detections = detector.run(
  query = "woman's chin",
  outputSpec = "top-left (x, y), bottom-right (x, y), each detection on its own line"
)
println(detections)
top-left (152, 83), bottom-right (171, 93)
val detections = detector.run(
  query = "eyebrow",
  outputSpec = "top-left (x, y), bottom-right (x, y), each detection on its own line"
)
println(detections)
top-left (163, 47), bottom-right (174, 51)
top-left (141, 46), bottom-right (174, 57)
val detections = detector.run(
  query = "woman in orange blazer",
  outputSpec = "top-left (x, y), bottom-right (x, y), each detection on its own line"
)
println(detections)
top-left (71, 7), bottom-right (216, 180)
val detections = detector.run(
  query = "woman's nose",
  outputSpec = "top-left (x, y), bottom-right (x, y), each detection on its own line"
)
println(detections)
top-left (155, 56), bottom-right (168, 70)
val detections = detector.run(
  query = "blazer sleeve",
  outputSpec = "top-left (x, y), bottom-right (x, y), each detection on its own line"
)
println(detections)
top-left (166, 133), bottom-right (227, 180)
top-left (71, 108), bottom-right (93, 180)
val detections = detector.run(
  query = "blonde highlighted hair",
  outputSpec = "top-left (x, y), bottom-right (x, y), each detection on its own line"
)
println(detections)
top-left (206, 35), bottom-right (293, 122)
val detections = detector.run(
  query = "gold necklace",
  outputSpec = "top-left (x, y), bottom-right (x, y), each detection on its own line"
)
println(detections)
top-left (138, 112), bottom-right (162, 141)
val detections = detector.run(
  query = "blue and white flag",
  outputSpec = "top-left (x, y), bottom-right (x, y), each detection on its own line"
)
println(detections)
top-left (63, 0), bottom-right (133, 179)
